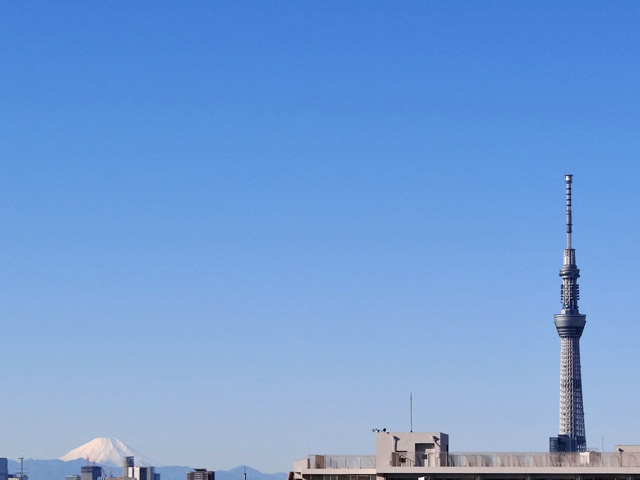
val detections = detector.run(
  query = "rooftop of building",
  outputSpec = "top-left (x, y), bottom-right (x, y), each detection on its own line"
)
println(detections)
top-left (292, 431), bottom-right (640, 478)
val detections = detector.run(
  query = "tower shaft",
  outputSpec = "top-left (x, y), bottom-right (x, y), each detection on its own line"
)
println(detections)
top-left (550, 175), bottom-right (587, 453)
top-left (559, 337), bottom-right (586, 441)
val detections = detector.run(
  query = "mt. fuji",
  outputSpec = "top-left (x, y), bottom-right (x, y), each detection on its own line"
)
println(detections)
top-left (59, 437), bottom-right (160, 467)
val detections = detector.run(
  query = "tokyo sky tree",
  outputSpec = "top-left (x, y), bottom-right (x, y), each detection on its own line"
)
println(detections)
top-left (549, 174), bottom-right (587, 453)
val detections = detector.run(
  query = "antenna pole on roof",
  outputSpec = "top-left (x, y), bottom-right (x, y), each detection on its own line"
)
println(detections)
top-left (410, 393), bottom-right (413, 432)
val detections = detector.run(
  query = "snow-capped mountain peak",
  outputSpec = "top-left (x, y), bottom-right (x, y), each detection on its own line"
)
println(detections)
top-left (59, 437), bottom-right (160, 467)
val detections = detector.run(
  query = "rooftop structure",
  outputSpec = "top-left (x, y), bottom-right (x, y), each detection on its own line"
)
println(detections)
top-left (292, 431), bottom-right (640, 480)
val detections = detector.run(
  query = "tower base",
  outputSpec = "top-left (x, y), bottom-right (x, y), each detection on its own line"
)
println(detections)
top-left (550, 435), bottom-right (585, 452)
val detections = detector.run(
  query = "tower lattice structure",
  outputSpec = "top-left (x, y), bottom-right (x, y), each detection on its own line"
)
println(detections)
top-left (550, 175), bottom-right (587, 453)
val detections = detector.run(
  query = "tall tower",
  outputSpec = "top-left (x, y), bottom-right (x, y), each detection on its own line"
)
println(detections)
top-left (549, 174), bottom-right (587, 453)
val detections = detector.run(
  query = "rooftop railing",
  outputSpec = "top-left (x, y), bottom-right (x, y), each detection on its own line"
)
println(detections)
top-left (309, 455), bottom-right (376, 469)
top-left (307, 452), bottom-right (640, 470)
top-left (404, 452), bottom-right (640, 468)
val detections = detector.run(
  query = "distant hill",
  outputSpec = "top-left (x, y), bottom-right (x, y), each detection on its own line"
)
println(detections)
top-left (217, 466), bottom-right (288, 480)
top-left (5, 458), bottom-right (287, 480)
top-left (4, 438), bottom-right (287, 480)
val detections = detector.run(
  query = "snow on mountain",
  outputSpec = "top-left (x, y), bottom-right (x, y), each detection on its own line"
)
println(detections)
top-left (59, 437), bottom-right (161, 467)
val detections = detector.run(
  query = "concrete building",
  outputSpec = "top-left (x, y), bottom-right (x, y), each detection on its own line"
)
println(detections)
top-left (292, 431), bottom-right (640, 480)
top-left (187, 469), bottom-right (215, 480)
top-left (66, 476), bottom-right (81, 480)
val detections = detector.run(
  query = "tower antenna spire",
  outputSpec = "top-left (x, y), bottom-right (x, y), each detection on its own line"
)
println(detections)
top-left (565, 174), bottom-right (572, 249)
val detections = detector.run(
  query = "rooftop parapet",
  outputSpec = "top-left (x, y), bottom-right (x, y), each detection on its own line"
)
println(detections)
top-left (298, 451), bottom-right (640, 470)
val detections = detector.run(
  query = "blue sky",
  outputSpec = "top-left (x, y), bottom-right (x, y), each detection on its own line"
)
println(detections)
top-left (1, 1), bottom-right (640, 473)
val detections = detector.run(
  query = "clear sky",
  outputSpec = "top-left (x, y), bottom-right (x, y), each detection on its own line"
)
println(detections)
top-left (1, 0), bottom-right (640, 474)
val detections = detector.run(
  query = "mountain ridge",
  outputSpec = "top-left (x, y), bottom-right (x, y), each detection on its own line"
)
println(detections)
top-left (6, 458), bottom-right (287, 480)
top-left (5, 438), bottom-right (288, 480)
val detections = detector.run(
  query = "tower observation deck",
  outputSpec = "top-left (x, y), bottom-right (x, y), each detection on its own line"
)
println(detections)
top-left (550, 174), bottom-right (587, 453)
